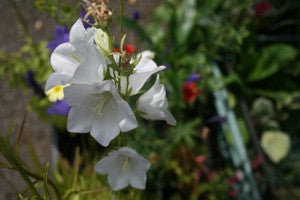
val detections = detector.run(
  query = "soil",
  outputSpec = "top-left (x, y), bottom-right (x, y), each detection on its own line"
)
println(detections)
top-left (0, 0), bottom-right (161, 199)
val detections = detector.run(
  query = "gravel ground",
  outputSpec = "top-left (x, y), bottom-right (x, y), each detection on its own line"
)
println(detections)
top-left (0, 0), bottom-right (161, 199)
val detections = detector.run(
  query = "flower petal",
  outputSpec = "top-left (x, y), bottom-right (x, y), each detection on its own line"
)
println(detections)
top-left (121, 58), bottom-right (165, 95)
top-left (163, 109), bottom-right (177, 126)
top-left (94, 151), bottom-right (119, 174)
top-left (128, 159), bottom-right (150, 189)
top-left (67, 106), bottom-right (94, 133)
top-left (64, 84), bottom-right (94, 106)
top-left (50, 43), bottom-right (79, 75)
top-left (45, 73), bottom-right (71, 91)
top-left (137, 75), bottom-right (176, 125)
top-left (69, 40), bottom-right (106, 84)
top-left (107, 159), bottom-right (129, 190)
top-left (69, 19), bottom-right (95, 60)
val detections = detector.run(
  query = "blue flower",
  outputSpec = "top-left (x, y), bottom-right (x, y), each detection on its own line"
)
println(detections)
top-left (208, 115), bottom-right (227, 124)
top-left (47, 26), bottom-right (69, 51)
top-left (47, 99), bottom-right (71, 116)
top-left (81, 6), bottom-right (95, 28)
top-left (187, 73), bottom-right (201, 83)
top-left (132, 10), bottom-right (140, 21)
top-left (25, 70), bottom-right (45, 98)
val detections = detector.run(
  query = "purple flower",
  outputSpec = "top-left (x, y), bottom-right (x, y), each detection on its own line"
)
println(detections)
top-left (81, 6), bottom-right (95, 28)
top-left (25, 70), bottom-right (45, 98)
top-left (47, 99), bottom-right (71, 116)
top-left (132, 10), bottom-right (140, 21)
top-left (187, 73), bottom-right (201, 83)
top-left (47, 26), bottom-right (69, 51)
top-left (208, 115), bottom-right (227, 124)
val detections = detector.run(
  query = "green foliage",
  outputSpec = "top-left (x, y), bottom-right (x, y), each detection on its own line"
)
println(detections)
top-left (247, 44), bottom-right (297, 82)
top-left (1, 0), bottom-right (299, 198)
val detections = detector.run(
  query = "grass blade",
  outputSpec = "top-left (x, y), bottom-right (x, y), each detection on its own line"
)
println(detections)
top-left (25, 129), bottom-right (44, 175)
top-left (0, 135), bottom-right (43, 199)
top-left (16, 108), bottom-right (29, 155)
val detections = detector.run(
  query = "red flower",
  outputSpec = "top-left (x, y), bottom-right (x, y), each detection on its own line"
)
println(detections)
top-left (124, 44), bottom-right (136, 54)
top-left (113, 44), bottom-right (136, 54)
top-left (254, 2), bottom-right (273, 16)
top-left (194, 155), bottom-right (206, 165)
top-left (113, 48), bottom-right (120, 53)
top-left (228, 189), bottom-right (238, 198)
top-left (252, 155), bottom-right (264, 170)
top-left (183, 82), bottom-right (201, 103)
top-left (193, 169), bottom-right (202, 181)
top-left (228, 171), bottom-right (243, 185)
top-left (203, 167), bottom-right (215, 181)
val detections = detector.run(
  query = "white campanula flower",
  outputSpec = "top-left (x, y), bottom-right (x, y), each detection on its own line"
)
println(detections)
top-left (137, 75), bottom-right (176, 125)
top-left (119, 56), bottom-right (166, 95)
top-left (45, 19), bottom-right (96, 91)
top-left (137, 50), bottom-right (155, 59)
top-left (64, 81), bottom-right (138, 147)
top-left (94, 147), bottom-right (151, 190)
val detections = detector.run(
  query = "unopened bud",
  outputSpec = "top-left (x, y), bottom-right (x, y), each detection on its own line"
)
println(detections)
top-left (121, 53), bottom-right (132, 73)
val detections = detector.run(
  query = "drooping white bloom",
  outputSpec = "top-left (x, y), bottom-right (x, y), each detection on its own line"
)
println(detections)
top-left (94, 147), bottom-right (151, 190)
top-left (119, 57), bottom-right (166, 95)
top-left (137, 75), bottom-right (176, 125)
top-left (64, 81), bottom-right (138, 147)
top-left (137, 50), bottom-right (155, 59)
top-left (45, 19), bottom-right (96, 91)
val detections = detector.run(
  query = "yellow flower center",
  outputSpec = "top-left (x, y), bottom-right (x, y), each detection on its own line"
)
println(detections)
top-left (46, 85), bottom-right (69, 102)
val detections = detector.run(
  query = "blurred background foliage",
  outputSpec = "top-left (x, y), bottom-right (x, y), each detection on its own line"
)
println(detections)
top-left (0, 0), bottom-right (299, 199)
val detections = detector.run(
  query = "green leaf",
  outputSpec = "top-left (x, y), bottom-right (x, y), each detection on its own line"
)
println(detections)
top-left (43, 162), bottom-right (51, 200)
top-left (261, 130), bottom-right (291, 163)
top-left (248, 44), bottom-right (297, 81)
top-left (25, 131), bottom-right (44, 175)
top-left (0, 135), bottom-right (42, 199)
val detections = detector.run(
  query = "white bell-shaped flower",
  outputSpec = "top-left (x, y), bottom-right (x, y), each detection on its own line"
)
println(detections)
top-left (64, 81), bottom-right (138, 147)
top-left (94, 147), bottom-right (151, 190)
top-left (137, 50), bottom-right (155, 59)
top-left (137, 75), bottom-right (176, 125)
top-left (119, 57), bottom-right (166, 95)
top-left (45, 19), bottom-right (96, 91)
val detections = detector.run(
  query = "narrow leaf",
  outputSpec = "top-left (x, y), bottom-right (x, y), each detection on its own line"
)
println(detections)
top-left (0, 135), bottom-right (42, 199)
top-left (16, 108), bottom-right (29, 155)
top-left (25, 130), bottom-right (44, 175)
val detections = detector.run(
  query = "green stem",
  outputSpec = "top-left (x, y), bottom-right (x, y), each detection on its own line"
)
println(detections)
top-left (125, 75), bottom-right (129, 100)
top-left (0, 162), bottom-right (62, 199)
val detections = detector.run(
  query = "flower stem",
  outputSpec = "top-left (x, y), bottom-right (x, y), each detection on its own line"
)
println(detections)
top-left (0, 162), bottom-right (62, 199)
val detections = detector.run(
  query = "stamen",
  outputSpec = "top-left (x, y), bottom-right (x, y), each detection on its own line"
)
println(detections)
top-left (92, 95), bottom-right (110, 115)
top-left (123, 157), bottom-right (129, 172)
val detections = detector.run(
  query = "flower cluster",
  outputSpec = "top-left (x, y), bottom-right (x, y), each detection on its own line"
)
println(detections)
top-left (183, 72), bottom-right (201, 103)
top-left (45, 6), bottom-right (176, 190)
